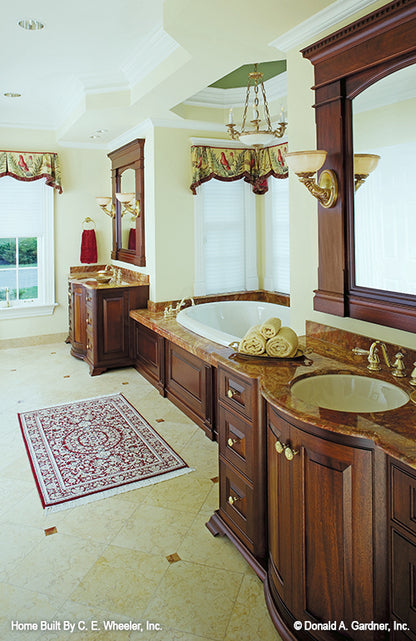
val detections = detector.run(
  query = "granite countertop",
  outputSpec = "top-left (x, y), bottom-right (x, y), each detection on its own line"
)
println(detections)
top-left (129, 308), bottom-right (416, 469)
top-left (69, 266), bottom-right (149, 290)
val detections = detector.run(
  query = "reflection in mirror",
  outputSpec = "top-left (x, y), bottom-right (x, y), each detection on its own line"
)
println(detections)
top-left (353, 65), bottom-right (416, 296)
top-left (120, 168), bottom-right (136, 250)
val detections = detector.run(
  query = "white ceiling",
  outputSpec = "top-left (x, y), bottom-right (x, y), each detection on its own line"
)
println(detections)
top-left (0, 0), bottom-right (379, 147)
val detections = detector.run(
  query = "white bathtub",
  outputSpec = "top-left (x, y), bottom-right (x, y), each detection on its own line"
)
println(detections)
top-left (176, 300), bottom-right (290, 347)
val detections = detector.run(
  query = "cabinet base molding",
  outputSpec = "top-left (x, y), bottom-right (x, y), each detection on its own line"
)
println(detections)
top-left (206, 511), bottom-right (266, 581)
top-left (264, 578), bottom-right (313, 641)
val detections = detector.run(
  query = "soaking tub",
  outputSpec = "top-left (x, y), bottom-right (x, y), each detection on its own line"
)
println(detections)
top-left (176, 300), bottom-right (290, 347)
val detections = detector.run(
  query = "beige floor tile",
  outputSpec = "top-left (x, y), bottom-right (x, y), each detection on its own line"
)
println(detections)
top-left (70, 544), bottom-right (170, 618)
top-left (112, 503), bottom-right (195, 555)
top-left (144, 560), bottom-right (243, 640)
top-left (8, 532), bottom-right (106, 599)
top-left (140, 471), bottom-right (213, 514)
top-left (224, 574), bottom-right (282, 641)
top-left (0, 522), bottom-right (42, 582)
top-left (0, 582), bottom-right (63, 641)
top-left (177, 513), bottom-right (249, 574)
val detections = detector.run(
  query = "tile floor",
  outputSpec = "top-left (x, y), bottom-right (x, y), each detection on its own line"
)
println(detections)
top-left (0, 341), bottom-right (281, 641)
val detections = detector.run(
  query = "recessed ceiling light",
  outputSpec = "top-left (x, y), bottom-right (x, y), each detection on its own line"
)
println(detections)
top-left (95, 129), bottom-right (108, 134)
top-left (89, 135), bottom-right (99, 139)
top-left (4, 92), bottom-right (22, 98)
top-left (18, 19), bottom-right (45, 31)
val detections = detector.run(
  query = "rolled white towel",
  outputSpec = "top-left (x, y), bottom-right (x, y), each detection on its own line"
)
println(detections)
top-left (265, 327), bottom-right (298, 358)
top-left (260, 317), bottom-right (281, 340)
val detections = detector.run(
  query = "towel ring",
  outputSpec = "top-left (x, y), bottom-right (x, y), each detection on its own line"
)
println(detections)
top-left (82, 217), bottom-right (96, 230)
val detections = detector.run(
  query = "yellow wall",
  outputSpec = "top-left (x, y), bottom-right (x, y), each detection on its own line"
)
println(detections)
top-left (0, 129), bottom-right (111, 341)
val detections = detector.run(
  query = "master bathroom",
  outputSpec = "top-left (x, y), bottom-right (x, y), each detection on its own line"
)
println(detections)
top-left (1, 1), bottom-right (416, 640)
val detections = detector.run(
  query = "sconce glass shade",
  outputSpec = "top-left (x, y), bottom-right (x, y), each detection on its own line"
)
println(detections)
top-left (96, 196), bottom-right (111, 206)
top-left (115, 192), bottom-right (135, 204)
top-left (354, 154), bottom-right (380, 175)
top-left (285, 150), bottom-right (327, 174)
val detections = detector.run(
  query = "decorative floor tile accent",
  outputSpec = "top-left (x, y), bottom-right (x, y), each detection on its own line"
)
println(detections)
top-left (18, 394), bottom-right (192, 513)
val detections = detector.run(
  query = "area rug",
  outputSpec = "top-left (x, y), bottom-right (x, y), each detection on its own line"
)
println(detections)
top-left (18, 394), bottom-right (192, 513)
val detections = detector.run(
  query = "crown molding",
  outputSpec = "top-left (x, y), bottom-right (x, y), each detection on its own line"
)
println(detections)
top-left (121, 26), bottom-right (181, 88)
top-left (270, 0), bottom-right (377, 52)
top-left (183, 72), bottom-right (287, 109)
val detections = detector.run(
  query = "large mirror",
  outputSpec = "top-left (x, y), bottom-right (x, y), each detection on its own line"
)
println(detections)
top-left (108, 139), bottom-right (145, 267)
top-left (353, 65), bottom-right (416, 297)
top-left (302, 0), bottom-right (416, 333)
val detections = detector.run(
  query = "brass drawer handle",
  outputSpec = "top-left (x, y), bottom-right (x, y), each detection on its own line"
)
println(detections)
top-left (86, 317), bottom-right (91, 325)
top-left (275, 440), bottom-right (285, 454)
top-left (228, 495), bottom-right (240, 506)
top-left (227, 437), bottom-right (239, 448)
top-left (227, 388), bottom-right (238, 399)
top-left (284, 446), bottom-right (299, 461)
top-left (86, 342), bottom-right (91, 350)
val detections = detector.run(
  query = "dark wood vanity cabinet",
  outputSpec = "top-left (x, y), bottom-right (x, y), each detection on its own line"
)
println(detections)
top-left (266, 405), bottom-right (386, 641)
top-left (206, 364), bottom-right (267, 577)
top-left (390, 459), bottom-right (416, 640)
top-left (69, 281), bottom-right (148, 375)
top-left (132, 322), bottom-right (216, 439)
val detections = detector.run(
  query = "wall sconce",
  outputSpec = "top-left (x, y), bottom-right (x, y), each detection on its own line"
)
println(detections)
top-left (96, 197), bottom-right (115, 218)
top-left (354, 154), bottom-right (380, 191)
top-left (285, 150), bottom-right (338, 209)
top-left (115, 192), bottom-right (140, 218)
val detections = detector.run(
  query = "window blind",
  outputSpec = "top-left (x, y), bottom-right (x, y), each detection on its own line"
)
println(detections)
top-left (0, 176), bottom-right (46, 237)
top-left (264, 177), bottom-right (290, 294)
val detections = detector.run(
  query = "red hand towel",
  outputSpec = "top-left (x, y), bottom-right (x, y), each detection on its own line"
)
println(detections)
top-left (128, 227), bottom-right (136, 250)
top-left (80, 229), bottom-right (97, 263)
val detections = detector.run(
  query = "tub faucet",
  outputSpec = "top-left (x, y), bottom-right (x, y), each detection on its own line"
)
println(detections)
top-left (177, 297), bottom-right (195, 311)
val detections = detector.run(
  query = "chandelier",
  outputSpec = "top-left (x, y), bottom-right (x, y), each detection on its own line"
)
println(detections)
top-left (226, 63), bottom-right (287, 148)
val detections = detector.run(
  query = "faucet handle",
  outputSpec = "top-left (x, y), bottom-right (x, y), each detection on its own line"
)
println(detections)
top-left (392, 352), bottom-right (406, 378)
top-left (410, 362), bottom-right (416, 387)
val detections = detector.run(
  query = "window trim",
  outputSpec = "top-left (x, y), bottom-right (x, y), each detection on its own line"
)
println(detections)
top-left (0, 178), bottom-right (57, 318)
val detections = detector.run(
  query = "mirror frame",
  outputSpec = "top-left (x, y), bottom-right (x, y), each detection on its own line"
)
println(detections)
top-left (108, 138), bottom-right (145, 266)
top-left (302, 0), bottom-right (416, 333)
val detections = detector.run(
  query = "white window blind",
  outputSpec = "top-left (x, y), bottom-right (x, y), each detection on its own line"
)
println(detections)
top-left (0, 176), bottom-right (47, 236)
top-left (194, 179), bottom-right (258, 296)
top-left (264, 176), bottom-right (290, 294)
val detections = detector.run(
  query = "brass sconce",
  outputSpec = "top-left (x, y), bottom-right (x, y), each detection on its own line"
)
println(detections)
top-left (115, 192), bottom-right (140, 218)
top-left (354, 154), bottom-right (380, 191)
top-left (96, 197), bottom-right (115, 218)
top-left (285, 150), bottom-right (338, 209)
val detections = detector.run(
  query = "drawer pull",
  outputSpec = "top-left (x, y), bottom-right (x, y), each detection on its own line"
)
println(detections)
top-left (227, 388), bottom-right (238, 399)
top-left (227, 437), bottom-right (239, 448)
top-left (86, 342), bottom-right (91, 350)
top-left (228, 495), bottom-right (241, 506)
top-left (284, 446), bottom-right (299, 461)
top-left (275, 440), bottom-right (285, 454)
top-left (86, 317), bottom-right (91, 325)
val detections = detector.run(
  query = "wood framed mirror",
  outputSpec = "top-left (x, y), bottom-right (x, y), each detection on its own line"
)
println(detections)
top-left (302, 0), bottom-right (416, 333)
top-left (108, 138), bottom-right (145, 267)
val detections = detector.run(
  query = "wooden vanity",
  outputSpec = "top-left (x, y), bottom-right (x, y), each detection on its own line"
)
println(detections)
top-left (68, 267), bottom-right (149, 375)
top-left (130, 307), bottom-right (416, 641)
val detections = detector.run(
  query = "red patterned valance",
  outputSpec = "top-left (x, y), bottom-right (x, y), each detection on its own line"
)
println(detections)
top-left (190, 142), bottom-right (288, 195)
top-left (0, 151), bottom-right (62, 193)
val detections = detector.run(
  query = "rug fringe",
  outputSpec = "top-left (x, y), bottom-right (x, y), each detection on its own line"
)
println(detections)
top-left (44, 466), bottom-right (195, 513)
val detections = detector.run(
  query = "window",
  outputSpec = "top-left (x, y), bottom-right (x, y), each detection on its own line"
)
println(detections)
top-left (264, 176), bottom-right (290, 294)
top-left (0, 176), bottom-right (56, 317)
top-left (194, 179), bottom-right (258, 295)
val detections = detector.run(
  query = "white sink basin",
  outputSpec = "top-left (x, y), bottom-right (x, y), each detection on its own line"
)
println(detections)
top-left (291, 373), bottom-right (409, 413)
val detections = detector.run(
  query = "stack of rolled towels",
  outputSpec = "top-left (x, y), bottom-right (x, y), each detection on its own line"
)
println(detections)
top-left (238, 317), bottom-right (298, 358)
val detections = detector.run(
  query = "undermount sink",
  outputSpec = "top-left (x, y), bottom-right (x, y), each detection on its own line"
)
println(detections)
top-left (291, 373), bottom-right (409, 413)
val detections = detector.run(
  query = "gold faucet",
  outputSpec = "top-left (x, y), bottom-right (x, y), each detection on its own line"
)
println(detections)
top-left (352, 340), bottom-right (390, 371)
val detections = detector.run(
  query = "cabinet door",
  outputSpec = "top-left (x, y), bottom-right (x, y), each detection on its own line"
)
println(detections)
top-left (392, 529), bottom-right (416, 636)
top-left (267, 408), bottom-right (293, 608)
top-left (70, 282), bottom-right (86, 357)
top-left (134, 323), bottom-right (165, 394)
top-left (96, 289), bottom-right (130, 364)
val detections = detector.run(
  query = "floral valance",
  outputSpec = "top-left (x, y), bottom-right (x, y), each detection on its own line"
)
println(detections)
top-left (190, 142), bottom-right (288, 195)
top-left (0, 151), bottom-right (62, 193)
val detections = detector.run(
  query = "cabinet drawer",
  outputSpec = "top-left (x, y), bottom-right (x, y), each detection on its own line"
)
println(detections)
top-left (218, 404), bottom-right (254, 480)
top-left (391, 463), bottom-right (416, 535)
top-left (219, 457), bottom-right (255, 551)
top-left (218, 366), bottom-right (257, 421)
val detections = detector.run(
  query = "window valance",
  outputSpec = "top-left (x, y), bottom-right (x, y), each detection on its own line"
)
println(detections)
top-left (190, 142), bottom-right (288, 195)
top-left (0, 151), bottom-right (62, 193)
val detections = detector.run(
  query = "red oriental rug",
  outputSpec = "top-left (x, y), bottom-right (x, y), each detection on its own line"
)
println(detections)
top-left (18, 394), bottom-right (192, 512)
